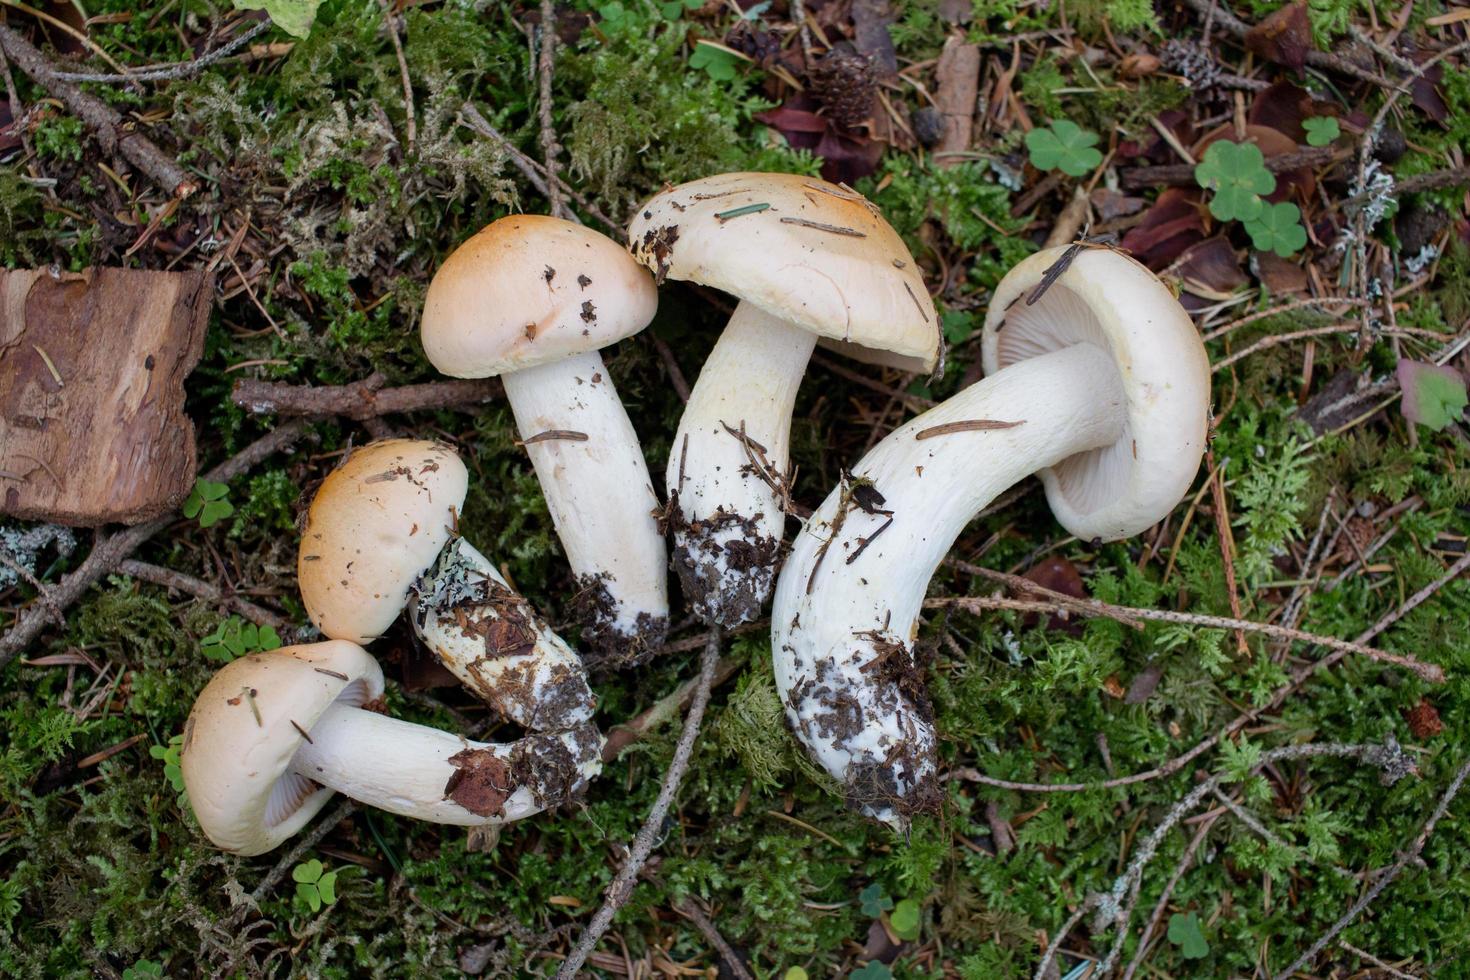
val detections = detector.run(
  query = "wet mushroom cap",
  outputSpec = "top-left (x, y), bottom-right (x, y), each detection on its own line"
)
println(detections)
top-left (298, 439), bottom-right (468, 643)
top-left (420, 215), bottom-right (659, 377)
top-left (180, 641), bottom-right (384, 856)
top-left (626, 172), bottom-right (939, 373)
top-left (981, 246), bottom-right (1211, 542)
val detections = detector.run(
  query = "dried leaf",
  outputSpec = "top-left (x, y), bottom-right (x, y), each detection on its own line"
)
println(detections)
top-left (1244, 1), bottom-right (1314, 70)
top-left (1120, 188), bottom-right (1207, 268)
top-left (1397, 359), bottom-right (1467, 431)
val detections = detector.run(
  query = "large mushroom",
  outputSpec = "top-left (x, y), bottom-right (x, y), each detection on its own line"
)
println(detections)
top-left (772, 246), bottom-right (1211, 827)
top-left (298, 438), bottom-right (595, 732)
top-left (181, 641), bottom-right (601, 856)
top-left (420, 215), bottom-right (668, 668)
top-left (627, 173), bottom-right (939, 626)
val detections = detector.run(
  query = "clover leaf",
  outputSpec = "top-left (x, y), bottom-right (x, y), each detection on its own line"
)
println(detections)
top-left (660, 0), bottom-right (701, 17)
top-left (783, 970), bottom-right (809, 980)
top-left (1194, 140), bottom-right (1274, 222)
top-left (858, 883), bottom-right (893, 917)
top-left (201, 616), bottom-right (282, 662)
top-left (889, 898), bottom-right (921, 941)
top-left (232, 0), bottom-right (321, 38)
top-left (292, 859), bottom-right (340, 913)
top-left (122, 961), bottom-right (165, 980)
top-left (149, 734), bottom-right (186, 792)
top-left (1167, 911), bottom-right (1209, 959)
top-left (1025, 120), bottom-right (1103, 177)
top-left (183, 478), bottom-right (234, 528)
top-left (849, 962), bottom-right (893, 980)
top-left (1303, 116), bottom-right (1340, 147)
top-left (690, 41), bottom-right (740, 81)
top-left (1244, 201), bottom-right (1308, 257)
top-left (1397, 359), bottom-right (1468, 432)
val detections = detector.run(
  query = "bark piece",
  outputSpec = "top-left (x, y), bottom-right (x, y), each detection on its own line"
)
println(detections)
top-left (934, 34), bottom-right (980, 167)
top-left (1, 267), bottom-right (212, 525)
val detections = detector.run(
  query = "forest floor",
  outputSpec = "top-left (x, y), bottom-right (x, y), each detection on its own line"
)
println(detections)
top-left (2, 0), bottom-right (1470, 976)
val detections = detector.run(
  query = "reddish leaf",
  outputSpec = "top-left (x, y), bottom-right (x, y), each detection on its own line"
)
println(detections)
top-left (1118, 109), bottom-right (1194, 163)
top-left (1245, 1), bottom-right (1314, 70)
top-left (1248, 81), bottom-right (1328, 143)
top-left (754, 105), bottom-right (830, 134)
top-left (1090, 188), bottom-right (1147, 222)
top-left (1177, 236), bottom-right (1249, 295)
top-left (1410, 62), bottom-right (1449, 123)
top-left (756, 97), bottom-right (884, 184)
top-left (1021, 556), bottom-right (1086, 635)
top-left (1120, 188), bottom-right (1207, 269)
top-left (1253, 251), bottom-right (1310, 295)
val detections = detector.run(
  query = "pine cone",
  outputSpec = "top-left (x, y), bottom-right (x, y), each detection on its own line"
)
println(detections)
top-left (809, 47), bottom-right (877, 130)
top-left (1161, 39), bottom-right (1223, 94)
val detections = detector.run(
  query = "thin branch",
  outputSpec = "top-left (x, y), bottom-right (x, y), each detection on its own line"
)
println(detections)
top-left (52, 20), bottom-right (271, 83)
top-left (0, 23), bottom-right (198, 198)
top-left (1272, 754), bottom-right (1470, 980)
top-left (1174, 0), bottom-right (1393, 85)
top-left (535, 0), bottom-right (562, 217)
top-left (1120, 813), bottom-right (1220, 980)
top-left (1119, 146), bottom-right (1347, 191)
top-left (379, 0), bottom-right (415, 149)
top-left (116, 559), bottom-right (290, 630)
top-left (0, 420), bottom-right (313, 670)
top-left (232, 373), bottom-right (502, 420)
top-left (673, 899), bottom-right (754, 980)
top-left (555, 628), bottom-right (723, 979)
top-left (601, 652), bottom-right (744, 762)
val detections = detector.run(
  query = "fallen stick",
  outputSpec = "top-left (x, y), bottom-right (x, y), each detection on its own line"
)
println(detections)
top-left (1119, 146), bottom-right (1347, 191)
top-left (0, 23), bottom-right (198, 198)
top-left (116, 559), bottom-right (289, 630)
top-left (232, 373), bottom-right (502, 419)
top-left (0, 420), bottom-right (313, 670)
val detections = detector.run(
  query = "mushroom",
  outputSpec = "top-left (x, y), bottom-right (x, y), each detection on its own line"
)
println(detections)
top-left (420, 215), bottom-right (668, 669)
top-left (627, 173), bottom-right (939, 626)
top-left (181, 641), bottom-right (602, 856)
top-left (298, 438), bottom-right (595, 732)
top-left (771, 246), bottom-right (1211, 827)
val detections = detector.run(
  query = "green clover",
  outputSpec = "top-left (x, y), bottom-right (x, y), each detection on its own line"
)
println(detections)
top-left (1397, 359), bottom-right (1468, 432)
top-left (889, 898), bottom-right (921, 941)
top-left (183, 478), bottom-right (235, 528)
top-left (690, 42), bottom-right (740, 81)
top-left (784, 970), bottom-right (809, 980)
top-left (122, 960), bottom-right (165, 980)
top-left (1302, 116), bottom-right (1340, 147)
top-left (149, 734), bottom-right (186, 791)
top-left (858, 883), bottom-right (893, 917)
top-left (660, 0), bottom-right (701, 18)
top-left (292, 859), bottom-right (340, 913)
top-left (849, 963), bottom-right (893, 980)
top-left (1194, 140), bottom-right (1274, 222)
top-left (1243, 201), bottom-right (1308, 257)
top-left (232, 0), bottom-right (322, 38)
top-left (1167, 911), bottom-right (1209, 959)
top-left (201, 616), bottom-right (282, 662)
top-left (1025, 120), bottom-right (1104, 177)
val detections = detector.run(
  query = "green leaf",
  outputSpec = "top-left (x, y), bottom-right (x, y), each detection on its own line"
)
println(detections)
top-left (1243, 201), bottom-right (1308, 257)
top-left (296, 881), bottom-right (322, 913)
top-left (199, 499), bottom-right (235, 528)
top-left (784, 970), bottom-right (809, 980)
top-left (292, 859), bottom-right (323, 884)
top-left (858, 883), bottom-right (893, 917)
top-left (890, 898), bottom-right (921, 940)
top-left (258, 625), bottom-right (282, 651)
top-left (1397, 359), bottom-right (1468, 432)
top-left (850, 962), bottom-right (893, 980)
top-left (941, 310), bottom-right (974, 344)
top-left (1194, 140), bottom-right (1275, 222)
top-left (316, 870), bottom-right (338, 906)
top-left (122, 961), bottom-right (165, 980)
top-left (1302, 116), bottom-right (1340, 146)
top-left (660, 0), bottom-right (700, 17)
top-left (233, 0), bottom-right (321, 38)
top-left (1167, 911), bottom-right (1209, 959)
top-left (1025, 120), bottom-right (1103, 177)
top-left (689, 42), bottom-right (740, 81)
top-left (181, 489), bottom-right (203, 519)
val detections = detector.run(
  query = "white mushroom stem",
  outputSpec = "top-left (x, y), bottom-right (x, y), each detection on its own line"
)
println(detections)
top-left (668, 301), bottom-right (817, 626)
top-left (500, 349), bottom-right (669, 662)
top-left (773, 342), bottom-right (1126, 826)
top-left (412, 538), bottom-right (596, 730)
top-left (291, 702), bottom-right (602, 825)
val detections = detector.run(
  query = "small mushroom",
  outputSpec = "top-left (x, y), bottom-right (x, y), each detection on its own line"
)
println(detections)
top-left (420, 216), bottom-right (668, 669)
top-left (772, 246), bottom-right (1211, 827)
top-left (298, 439), bottom-right (595, 731)
top-left (627, 173), bottom-right (939, 627)
top-left (181, 642), bottom-right (601, 856)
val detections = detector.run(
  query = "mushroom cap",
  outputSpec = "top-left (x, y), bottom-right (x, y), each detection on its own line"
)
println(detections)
top-left (299, 439), bottom-right (468, 643)
top-left (420, 215), bottom-right (658, 377)
top-left (181, 641), bottom-right (384, 856)
top-left (626, 172), bottom-right (939, 372)
top-left (981, 246), bottom-right (1210, 542)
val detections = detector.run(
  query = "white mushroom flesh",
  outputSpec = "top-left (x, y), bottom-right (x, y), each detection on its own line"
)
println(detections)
top-left (411, 538), bottom-right (596, 730)
top-left (500, 349), bottom-right (670, 666)
top-left (773, 341), bottom-right (1126, 826)
top-left (667, 301), bottom-right (816, 626)
top-left (290, 699), bottom-right (603, 825)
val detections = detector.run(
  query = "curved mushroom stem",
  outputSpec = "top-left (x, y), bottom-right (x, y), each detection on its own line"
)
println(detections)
top-left (411, 538), bottom-right (596, 730)
top-left (773, 342), bottom-right (1126, 827)
top-left (668, 301), bottom-right (816, 626)
top-left (500, 349), bottom-right (669, 667)
top-left (291, 703), bottom-right (603, 824)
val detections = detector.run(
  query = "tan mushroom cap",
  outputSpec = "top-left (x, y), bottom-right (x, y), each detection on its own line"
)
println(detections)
top-left (627, 172), bottom-right (940, 372)
top-left (181, 641), bottom-right (384, 856)
top-left (298, 439), bottom-right (467, 643)
top-left (420, 215), bottom-right (659, 377)
top-left (982, 246), bottom-right (1211, 542)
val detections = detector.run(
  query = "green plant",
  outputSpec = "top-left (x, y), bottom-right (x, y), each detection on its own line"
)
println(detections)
top-left (1168, 911), bottom-right (1210, 959)
top-left (1303, 116), bottom-right (1340, 146)
top-left (890, 898), bottom-right (921, 941)
top-left (1194, 140), bottom-right (1273, 222)
top-left (689, 41), bottom-right (742, 81)
top-left (234, 0), bottom-right (323, 38)
top-left (859, 883), bottom-right (893, 917)
top-left (1025, 120), bottom-right (1104, 177)
top-left (850, 962), bottom-right (893, 980)
top-left (1247, 201), bottom-right (1309, 257)
top-left (292, 859), bottom-right (340, 913)
top-left (1398, 360), bottom-right (1468, 431)
top-left (660, 0), bottom-right (701, 18)
top-left (200, 616), bottom-right (282, 662)
top-left (121, 960), bottom-right (165, 980)
top-left (182, 478), bottom-right (234, 528)
top-left (148, 734), bottom-right (185, 794)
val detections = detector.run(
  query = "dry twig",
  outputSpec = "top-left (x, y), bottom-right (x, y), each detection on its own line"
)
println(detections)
top-left (233, 373), bottom-right (502, 419)
top-left (116, 560), bottom-right (290, 630)
top-left (535, 0), bottom-right (562, 217)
